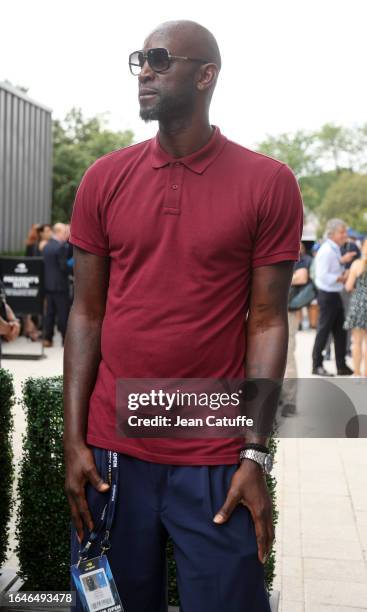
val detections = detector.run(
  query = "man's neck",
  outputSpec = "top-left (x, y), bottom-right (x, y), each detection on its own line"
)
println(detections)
top-left (328, 238), bottom-right (340, 248)
top-left (158, 117), bottom-right (214, 158)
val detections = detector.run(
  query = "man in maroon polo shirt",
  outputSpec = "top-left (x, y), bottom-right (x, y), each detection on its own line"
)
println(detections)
top-left (64, 20), bottom-right (303, 612)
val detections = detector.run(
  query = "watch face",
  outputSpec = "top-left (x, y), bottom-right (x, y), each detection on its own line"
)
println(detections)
top-left (264, 454), bottom-right (273, 474)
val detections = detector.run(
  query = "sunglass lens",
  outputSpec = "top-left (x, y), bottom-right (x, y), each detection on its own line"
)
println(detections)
top-left (129, 51), bottom-right (144, 75)
top-left (149, 48), bottom-right (169, 72)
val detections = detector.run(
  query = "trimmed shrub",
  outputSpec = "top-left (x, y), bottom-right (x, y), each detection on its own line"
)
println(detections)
top-left (0, 368), bottom-right (14, 566)
top-left (16, 376), bottom-right (69, 589)
top-left (264, 436), bottom-right (279, 592)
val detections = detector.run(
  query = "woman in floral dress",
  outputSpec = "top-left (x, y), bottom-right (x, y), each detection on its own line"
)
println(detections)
top-left (344, 239), bottom-right (367, 376)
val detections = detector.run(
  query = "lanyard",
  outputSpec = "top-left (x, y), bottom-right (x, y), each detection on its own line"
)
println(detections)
top-left (78, 450), bottom-right (119, 565)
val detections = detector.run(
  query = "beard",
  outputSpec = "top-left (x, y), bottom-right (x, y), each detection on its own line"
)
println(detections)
top-left (139, 85), bottom-right (196, 125)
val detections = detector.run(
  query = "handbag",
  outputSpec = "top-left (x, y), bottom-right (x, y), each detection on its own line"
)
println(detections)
top-left (288, 281), bottom-right (317, 311)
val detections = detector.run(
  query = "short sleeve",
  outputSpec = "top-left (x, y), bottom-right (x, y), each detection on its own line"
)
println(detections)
top-left (252, 165), bottom-right (304, 268)
top-left (69, 164), bottom-right (109, 257)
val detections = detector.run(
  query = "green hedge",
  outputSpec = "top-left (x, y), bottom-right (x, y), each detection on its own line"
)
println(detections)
top-left (16, 377), bottom-right (278, 602)
top-left (16, 376), bottom-right (70, 589)
top-left (0, 368), bottom-right (14, 567)
top-left (264, 436), bottom-right (279, 592)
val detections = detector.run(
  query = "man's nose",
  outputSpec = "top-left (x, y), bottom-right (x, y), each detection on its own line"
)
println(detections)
top-left (138, 58), bottom-right (155, 82)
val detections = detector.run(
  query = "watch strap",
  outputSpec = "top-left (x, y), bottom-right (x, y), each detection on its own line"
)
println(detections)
top-left (239, 448), bottom-right (273, 474)
top-left (241, 443), bottom-right (269, 454)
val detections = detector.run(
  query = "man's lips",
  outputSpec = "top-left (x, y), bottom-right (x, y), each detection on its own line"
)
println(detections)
top-left (139, 89), bottom-right (158, 99)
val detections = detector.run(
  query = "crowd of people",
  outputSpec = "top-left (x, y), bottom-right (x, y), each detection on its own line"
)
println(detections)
top-left (0, 222), bottom-right (73, 349)
top-left (280, 217), bottom-right (367, 417)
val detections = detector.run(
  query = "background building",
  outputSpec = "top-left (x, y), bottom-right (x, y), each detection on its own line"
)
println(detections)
top-left (0, 81), bottom-right (52, 253)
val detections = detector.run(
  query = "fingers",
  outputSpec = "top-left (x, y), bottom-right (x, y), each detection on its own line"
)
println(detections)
top-left (65, 447), bottom-right (109, 547)
top-left (68, 484), bottom-right (95, 535)
top-left (66, 468), bottom-right (108, 540)
top-left (85, 465), bottom-right (110, 492)
top-left (251, 504), bottom-right (274, 564)
top-left (253, 515), bottom-right (267, 564)
top-left (213, 488), bottom-right (241, 524)
top-left (68, 496), bottom-right (85, 543)
top-left (77, 490), bottom-right (95, 533)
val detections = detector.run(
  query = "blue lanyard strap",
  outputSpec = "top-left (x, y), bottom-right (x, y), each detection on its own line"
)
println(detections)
top-left (78, 451), bottom-right (119, 564)
top-left (100, 451), bottom-right (119, 554)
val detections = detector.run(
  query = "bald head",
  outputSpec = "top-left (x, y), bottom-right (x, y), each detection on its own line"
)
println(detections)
top-left (146, 20), bottom-right (221, 70)
top-left (53, 222), bottom-right (66, 241)
top-left (138, 20), bottom-right (220, 125)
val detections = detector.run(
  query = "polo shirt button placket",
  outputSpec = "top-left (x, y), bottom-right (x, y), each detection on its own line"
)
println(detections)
top-left (163, 163), bottom-right (184, 215)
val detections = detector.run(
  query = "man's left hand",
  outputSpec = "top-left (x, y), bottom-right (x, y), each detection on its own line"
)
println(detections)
top-left (340, 252), bottom-right (357, 264)
top-left (213, 459), bottom-right (274, 564)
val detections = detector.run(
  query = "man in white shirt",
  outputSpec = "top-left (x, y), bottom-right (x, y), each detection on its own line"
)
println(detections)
top-left (312, 219), bottom-right (356, 376)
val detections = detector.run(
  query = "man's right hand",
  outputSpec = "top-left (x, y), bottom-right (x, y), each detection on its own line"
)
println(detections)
top-left (337, 270), bottom-right (350, 283)
top-left (64, 443), bottom-right (110, 543)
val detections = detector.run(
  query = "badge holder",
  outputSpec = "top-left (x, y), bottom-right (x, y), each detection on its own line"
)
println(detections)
top-left (71, 451), bottom-right (124, 612)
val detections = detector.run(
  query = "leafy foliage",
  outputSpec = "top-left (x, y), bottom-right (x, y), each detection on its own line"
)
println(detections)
top-left (258, 122), bottom-right (367, 177)
top-left (264, 436), bottom-right (279, 593)
top-left (316, 123), bottom-right (355, 173)
top-left (258, 130), bottom-right (317, 178)
top-left (318, 172), bottom-right (367, 232)
top-left (299, 171), bottom-right (342, 212)
top-left (16, 376), bottom-right (69, 590)
top-left (0, 368), bottom-right (14, 566)
top-left (257, 122), bottom-right (367, 232)
top-left (52, 108), bottom-right (134, 222)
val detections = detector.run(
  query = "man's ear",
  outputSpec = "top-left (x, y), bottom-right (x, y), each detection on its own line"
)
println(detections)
top-left (196, 64), bottom-right (219, 92)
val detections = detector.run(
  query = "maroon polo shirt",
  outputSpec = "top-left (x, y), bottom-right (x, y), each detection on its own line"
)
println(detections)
top-left (69, 127), bottom-right (303, 465)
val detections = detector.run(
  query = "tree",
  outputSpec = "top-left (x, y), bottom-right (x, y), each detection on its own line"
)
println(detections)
top-left (351, 123), bottom-right (367, 172)
top-left (299, 171), bottom-right (343, 212)
top-left (52, 108), bottom-right (133, 222)
top-left (318, 172), bottom-right (367, 233)
top-left (257, 123), bottom-right (367, 229)
top-left (315, 123), bottom-right (355, 173)
top-left (257, 130), bottom-right (318, 178)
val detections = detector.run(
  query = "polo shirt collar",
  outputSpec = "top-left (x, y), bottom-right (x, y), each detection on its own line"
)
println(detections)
top-left (151, 126), bottom-right (227, 174)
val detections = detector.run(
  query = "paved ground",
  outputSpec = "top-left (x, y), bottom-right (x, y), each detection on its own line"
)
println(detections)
top-left (273, 330), bottom-right (367, 611)
top-left (2, 329), bottom-right (367, 611)
top-left (1, 334), bottom-right (64, 568)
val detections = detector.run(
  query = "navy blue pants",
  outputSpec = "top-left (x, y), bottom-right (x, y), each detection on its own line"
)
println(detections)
top-left (71, 449), bottom-right (270, 612)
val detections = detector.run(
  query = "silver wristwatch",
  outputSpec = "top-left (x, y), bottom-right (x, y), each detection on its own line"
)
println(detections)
top-left (239, 449), bottom-right (273, 474)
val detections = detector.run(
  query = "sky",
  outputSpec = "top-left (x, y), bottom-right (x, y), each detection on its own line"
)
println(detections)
top-left (1, 0), bottom-right (366, 148)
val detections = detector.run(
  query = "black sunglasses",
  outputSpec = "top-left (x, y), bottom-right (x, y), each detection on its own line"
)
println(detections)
top-left (129, 47), bottom-right (210, 76)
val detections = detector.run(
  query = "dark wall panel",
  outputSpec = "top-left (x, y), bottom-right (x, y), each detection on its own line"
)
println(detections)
top-left (0, 82), bottom-right (52, 253)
